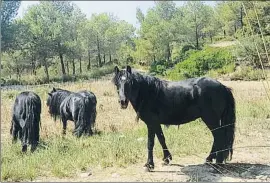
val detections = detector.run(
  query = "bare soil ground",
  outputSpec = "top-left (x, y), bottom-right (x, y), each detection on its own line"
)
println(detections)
top-left (209, 41), bottom-right (237, 48)
top-left (34, 151), bottom-right (270, 182)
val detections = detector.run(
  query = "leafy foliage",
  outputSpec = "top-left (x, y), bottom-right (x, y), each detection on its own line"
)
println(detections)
top-left (167, 47), bottom-right (235, 80)
top-left (1, 1), bottom-right (270, 84)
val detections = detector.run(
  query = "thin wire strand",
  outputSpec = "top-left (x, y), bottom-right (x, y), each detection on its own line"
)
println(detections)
top-left (242, 2), bottom-right (270, 101)
top-left (253, 2), bottom-right (270, 67)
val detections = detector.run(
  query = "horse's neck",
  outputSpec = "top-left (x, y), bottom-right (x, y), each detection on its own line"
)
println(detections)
top-left (130, 79), bottom-right (160, 113)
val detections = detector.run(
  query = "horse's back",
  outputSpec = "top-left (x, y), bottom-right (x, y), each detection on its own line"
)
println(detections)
top-left (78, 90), bottom-right (97, 105)
top-left (13, 91), bottom-right (41, 124)
top-left (160, 77), bottom-right (228, 123)
top-left (14, 91), bottom-right (41, 113)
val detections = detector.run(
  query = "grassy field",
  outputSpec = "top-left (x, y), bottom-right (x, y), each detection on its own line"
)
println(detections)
top-left (1, 75), bottom-right (270, 181)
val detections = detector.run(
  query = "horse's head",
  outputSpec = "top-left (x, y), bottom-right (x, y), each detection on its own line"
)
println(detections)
top-left (113, 65), bottom-right (138, 109)
top-left (46, 87), bottom-right (57, 107)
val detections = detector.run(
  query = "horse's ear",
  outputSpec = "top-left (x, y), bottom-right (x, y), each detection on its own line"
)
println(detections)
top-left (52, 87), bottom-right (56, 92)
top-left (126, 65), bottom-right (132, 74)
top-left (114, 66), bottom-right (119, 75)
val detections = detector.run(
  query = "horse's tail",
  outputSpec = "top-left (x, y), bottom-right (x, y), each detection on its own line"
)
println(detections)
top-left (221, 86), bottom-right (236, 161)
top-left (25, 97), bottom-right (41, 146)
top-left (90, 97), bottom-right (97, 131)
top-left (76, 96), bottom-right (91, 137)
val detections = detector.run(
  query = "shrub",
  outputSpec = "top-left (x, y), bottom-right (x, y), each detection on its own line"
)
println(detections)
top-left (1, 64), bottom-right (116, 86)
top-left (229, 66), bottom-right (266, 81)
top-left (167, 47), bottom-right (235, 80)
top-left (150, 60), bottom-right (173, 75)
top-left (233, 35), bottom-right (270, 68)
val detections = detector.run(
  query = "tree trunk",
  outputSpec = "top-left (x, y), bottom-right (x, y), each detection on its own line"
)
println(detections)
top-left (79, 57), bottom-right (82, 74)
top-left (66, 59), bottom-right (69, 75)
top-left (43, 57), bottom-right (50, 83)
top-left (31, 55), bottom-right (36, 75)
top-left (87, 50), bottom-right (91, 70)
top-left (72, 58), bottom-right (76, 75)
top-left (103, 53), bottom-right (106, 64)
top-left (195, 25), bottom-right (199, 50)
top-left (223, 29), bottom-right (226, 38)
top-left (194, 14), bottom-right (199, 50)
top-left (210, 34), bottom-right (213, 43)
top-left (97, 35), bottom-right (102, 67)
top-left (58, 42), bottom-right (66, 77)
top-left (109, 50), bottom-right (112, 62)
top-left (167, 43), bottom-right (171, 62)
top-left (240, 6), bottom-right (243, 29)
top-left (16, 67), bottom-right (20, 80)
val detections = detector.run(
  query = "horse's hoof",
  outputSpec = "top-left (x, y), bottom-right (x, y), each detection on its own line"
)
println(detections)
top-left (144, 163), bottom-right (154, 172)
top-left (163, 154), bottom-right (172, 165)
top-left (205, 159), bottom-right (213, 164)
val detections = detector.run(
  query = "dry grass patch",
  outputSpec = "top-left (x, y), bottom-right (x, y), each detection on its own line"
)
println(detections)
top-left (1, 79), bottom-right (270, 181)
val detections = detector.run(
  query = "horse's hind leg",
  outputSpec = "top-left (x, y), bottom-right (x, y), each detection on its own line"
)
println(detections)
top-left (21, 128), bottom-right (28, 153)
top-left (155, 125), bottom-right (172, 165)
top-left (85, 125), bottom-right (93, 136)
top-left (11, 120), bottom-right (20, 144)
top-left (202, 112), bottom-right (224, 163)
top-left (62, 117), bottom-right (67, 135)
top-left (30, 143), bottom-right (38, 153)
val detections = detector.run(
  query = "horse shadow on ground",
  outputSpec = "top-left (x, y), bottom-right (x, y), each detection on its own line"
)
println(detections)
top-left (180, 163), bottom-right (270, 182)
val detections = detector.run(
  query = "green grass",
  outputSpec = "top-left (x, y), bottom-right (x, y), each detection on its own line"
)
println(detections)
top-left (1, 78), bottom-right (270, 181)
top-left (1, 121), bottom-right (211, 181)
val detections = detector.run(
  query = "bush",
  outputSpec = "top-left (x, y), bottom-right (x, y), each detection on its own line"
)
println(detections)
top-left (206, 63), bottom-right (235, 79)
top-left (150, 60), bottom-right (173, 76)
top-left (229, 66), bottom-right (266, 81)
top-left (1, 64), bottom-right (116, 86)
top-left (167, 47), bottom-right (235, 80)
top-left (234, 35), bottom-right (270, 68)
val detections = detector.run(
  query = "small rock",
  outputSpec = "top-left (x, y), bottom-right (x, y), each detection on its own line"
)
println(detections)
top-left (80, 171), bottom-right (92, 177)
top-left (137, 137), bottom-right (144, 142)
top-left (111, 173), bottom-right (120, 178)
top-left (256, 175), bottom-right (268, 180)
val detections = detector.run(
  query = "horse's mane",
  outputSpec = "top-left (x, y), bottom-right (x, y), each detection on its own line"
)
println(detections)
top-left (48, 89), bottom-right (72, 120)
top-left (131, 72), bottom-right (165, 98)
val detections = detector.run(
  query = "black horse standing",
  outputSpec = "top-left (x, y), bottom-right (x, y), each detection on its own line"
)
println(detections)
top-left (47, 88), bottom-right (97, 137)
top-left (10, 91), bottom-right (41, 152)
top-left (113, 66), bottom-right (236, 171)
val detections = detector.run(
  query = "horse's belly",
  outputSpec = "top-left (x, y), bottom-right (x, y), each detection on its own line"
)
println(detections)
top-left (163, 106), bottom-right (201, 125)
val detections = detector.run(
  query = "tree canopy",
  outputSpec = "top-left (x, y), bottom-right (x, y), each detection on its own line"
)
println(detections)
top-left (1, 1), bottom-right (269, 84)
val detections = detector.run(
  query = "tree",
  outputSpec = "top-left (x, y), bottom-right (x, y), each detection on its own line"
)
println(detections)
top-left (183, 1), bottom-right (212, 49)
top-left (65, 4), bottom-right (86, 75)
top-left (135, 1), bottom-right (177, 63)
top-left (1, 0), bottom-right (21, 51)
top-left (136, 7), bottom-right (144, 24)
top-left (216, 2), bottom-right (243, 37)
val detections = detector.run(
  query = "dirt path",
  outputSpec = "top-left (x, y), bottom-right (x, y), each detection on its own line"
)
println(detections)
top-left (34, 147), bottom-right (270, 182)
top-left (209, 41), bottom-right (237, 48)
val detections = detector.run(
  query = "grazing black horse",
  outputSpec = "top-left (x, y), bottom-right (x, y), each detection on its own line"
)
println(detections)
top-left (113, 66), bottom-right (236, 171)
top-left (47, 88), bottom-right (97, 137)
top-left (10, 91), bottom-right (41, 152)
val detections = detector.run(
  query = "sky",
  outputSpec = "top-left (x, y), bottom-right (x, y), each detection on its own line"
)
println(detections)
top-left (17, 1), bottom-right (216, 28)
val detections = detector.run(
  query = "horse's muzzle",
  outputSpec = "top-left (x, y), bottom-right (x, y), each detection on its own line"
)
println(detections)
top-left (119, 99), bottom-right (128, 109)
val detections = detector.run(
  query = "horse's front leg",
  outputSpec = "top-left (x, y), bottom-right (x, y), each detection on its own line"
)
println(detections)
top-left (155, 125), bottom-right (172, 165)
top-left (144, 124), bottom-right (155, 171)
